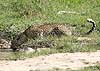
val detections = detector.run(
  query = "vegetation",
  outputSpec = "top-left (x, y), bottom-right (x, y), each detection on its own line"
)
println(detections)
top-left (0, 0), bottom-right (100, 37)
top-left (29, 64), bottom-right (100, 71)
top-left (77, 64), bottom-right (100, 71)
top-left (0, 1), bottom-right (100, 71)
top-left (0, 0), bottom-right (100, 60)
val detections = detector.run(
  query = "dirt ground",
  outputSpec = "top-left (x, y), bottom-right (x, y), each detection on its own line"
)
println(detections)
top-left (0, 50), bottom-right (100, 71)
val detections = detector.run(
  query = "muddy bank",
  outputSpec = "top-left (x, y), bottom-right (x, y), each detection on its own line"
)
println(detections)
top-left (0, 51), bottom-right (100, 71)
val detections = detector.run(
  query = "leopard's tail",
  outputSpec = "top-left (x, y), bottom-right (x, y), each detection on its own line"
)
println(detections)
top-left (86, 18), bottom-right (96, 34)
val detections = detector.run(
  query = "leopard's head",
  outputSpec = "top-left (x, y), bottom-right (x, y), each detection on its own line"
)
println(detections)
top-left (11, 33), bottom-right (28, 51)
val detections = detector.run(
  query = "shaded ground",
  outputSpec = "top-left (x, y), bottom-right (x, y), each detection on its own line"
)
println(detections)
top-left (0, 51), bottom-right (100, 71)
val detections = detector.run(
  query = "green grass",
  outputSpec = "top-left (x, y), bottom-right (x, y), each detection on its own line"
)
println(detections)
top-left (31, 64), bottom-right (100, 71)
top-left (77, 64), bottom-right (100, 71)
top-left (0, 0), bottom-right (100, 38)
top-left (33, 64), bottom-right (100, 71)
top-left (0, 0), bottom-right (100, 60)
top-left (0, 0), bottom-right (100, 30)
top-left (0, 1), bottom-right (100, 71)
top-left (2, 35), bottom-right (99, 60)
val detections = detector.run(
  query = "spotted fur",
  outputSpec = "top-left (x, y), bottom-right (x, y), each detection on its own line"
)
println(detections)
top-left (11, 23), bottom-right (73, 51)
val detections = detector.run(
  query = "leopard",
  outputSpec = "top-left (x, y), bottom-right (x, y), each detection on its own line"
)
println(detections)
top-left (11, 18), bottom-right (97, 52)
top-left (10, 23), bottom-right (73, 51)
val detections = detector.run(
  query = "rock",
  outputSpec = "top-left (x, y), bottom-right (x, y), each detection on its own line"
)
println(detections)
top-left (0, 38), bottom-right (11, 49)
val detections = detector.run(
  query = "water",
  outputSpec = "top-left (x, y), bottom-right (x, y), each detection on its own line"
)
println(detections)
top-left (0, 49), bottom-right (26, 60)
